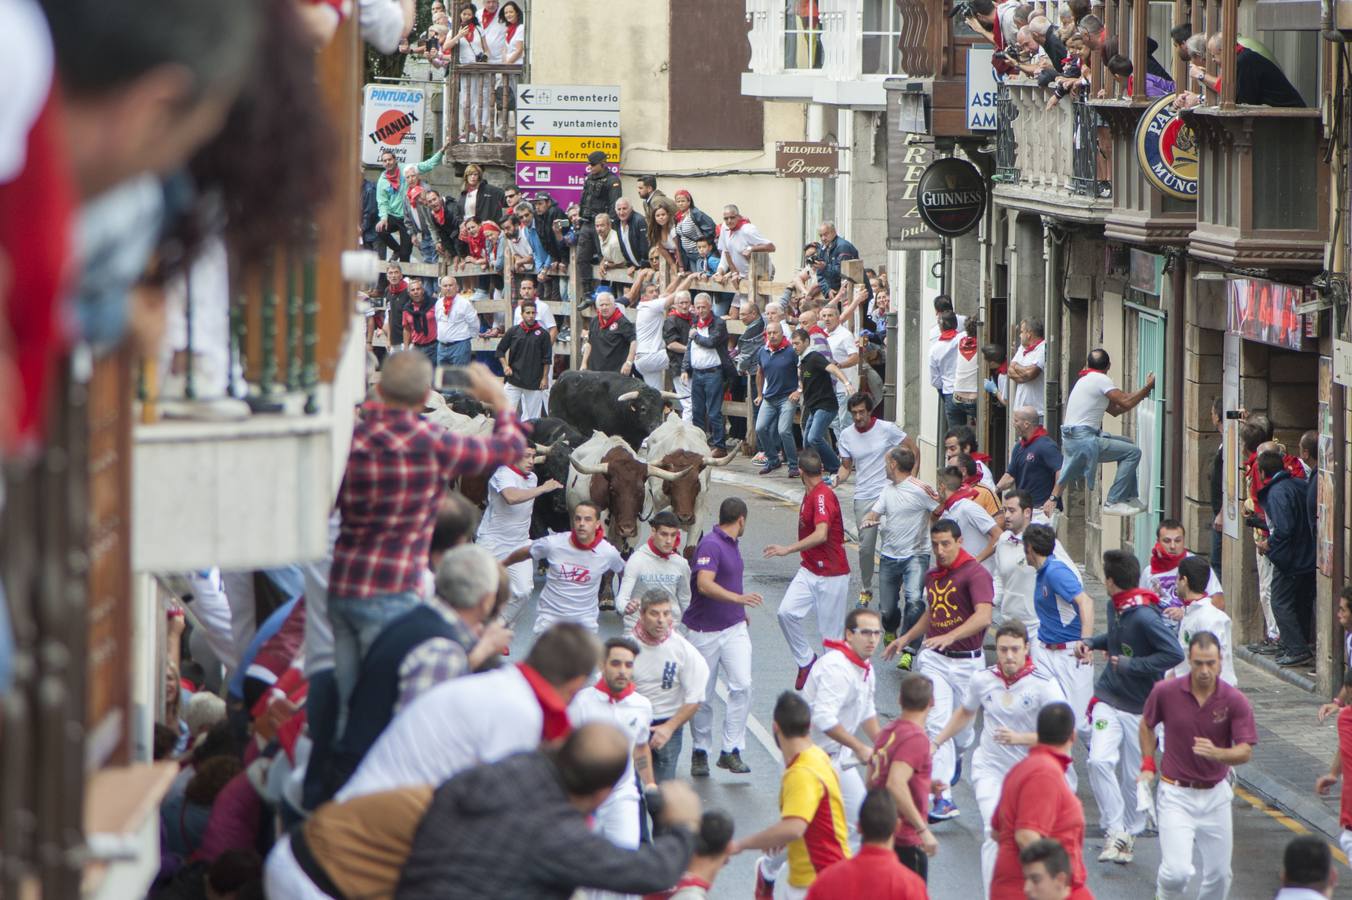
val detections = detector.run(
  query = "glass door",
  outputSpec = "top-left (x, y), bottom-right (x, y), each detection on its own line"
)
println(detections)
top-left (1133, 310), bottom-right (1167, 562)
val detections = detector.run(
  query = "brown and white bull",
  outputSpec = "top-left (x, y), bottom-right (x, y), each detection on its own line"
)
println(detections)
top-left (641, 413), bottom-right (740, 550)
top-left (566, 433), bottom-right (688, 550)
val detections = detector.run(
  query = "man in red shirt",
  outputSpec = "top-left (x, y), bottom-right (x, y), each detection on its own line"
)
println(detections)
top-left (882, 518), bottom-right (994, 821)
top-left (990, 702), bottom-right (1091, 900)
top-left (869, 674), bottom-right (939, 881)
top-left (1314, 668), bottom-right (1352, 873)
top-left (766, 448), bottom-right (852, 690)
top-left (806, 788), bottom-right (930, 899)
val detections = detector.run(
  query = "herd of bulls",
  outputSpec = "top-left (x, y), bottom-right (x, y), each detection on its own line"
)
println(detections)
top-left (426, 370), bottom-right (741, 564)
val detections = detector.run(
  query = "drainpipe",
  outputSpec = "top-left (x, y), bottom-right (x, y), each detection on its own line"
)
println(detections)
top-left (1042, 222), bottom-right (1062, 434)
top-left (1168, 252), bottom-right (1186, 518)
top-left (1322, 0), bottom-right (1346, 43)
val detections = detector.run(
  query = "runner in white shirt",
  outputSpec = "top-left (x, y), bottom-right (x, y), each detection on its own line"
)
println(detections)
top-left (931, 621), bottom-right (1067, 897)
top-left (860, 447), bottom-right (939, 669)
top-left (337, 624), bottom-right (598, 800)
top-left (476, 454), bottom-right (563, 628)
top-left (617, 511), bottom-right (692, 628)
top-left (803, 607), bottom-right (883, 845)
top-left (1172, 556), bottom-right (1237, 685)
top-left (1007, 319), bottom-right (1047, 416)
top-left (504, 501), bottom-right (627, 634)
top-left (837, 395), bottom-right (917, 608)
top-left (1141, 518), bottom-right (1225, 625)
top-left (934, 468), bottom-right (1001, 568)
top-left (568, 638), bottom-right (655, 861)
top-left (629, 591), bottom-right (710, 782)
top-left (990, 491), bottom-right (1076, 657)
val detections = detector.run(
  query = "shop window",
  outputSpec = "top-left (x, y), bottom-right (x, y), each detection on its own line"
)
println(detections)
top-left (862, 0), bottom-right (903, 75)
top-left (785, 0), bottom-right (824, 70)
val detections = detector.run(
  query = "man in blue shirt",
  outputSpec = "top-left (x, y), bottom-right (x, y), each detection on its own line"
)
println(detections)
top-left (996, 406), bottom-right (1063, 515)
top-left (813, 222), bottom-right (861, 296)
top-left (1024, 524), bottom-right (1095, 773)
top-left (755, 326), bottom-right (801, 476)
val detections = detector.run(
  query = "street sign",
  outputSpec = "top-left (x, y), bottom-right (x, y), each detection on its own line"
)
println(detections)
top-left (517, 110), bottom-right (622, 136)
top-left (516, 136), bottom-right (620, 163)
top-left (361, 84), bottom-right (427, 166)
top-left (514, 83), bottom-right (621, 208)
top-left (515, 84), bottom-right (621, 112)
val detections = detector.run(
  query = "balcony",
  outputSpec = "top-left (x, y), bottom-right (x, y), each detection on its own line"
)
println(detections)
top-left (1095, 99), bottom-right (1196, 247)
top-left (990, 81), bottom-right (1111, 223)
top-left (444, 61), bottom-right (525, 168)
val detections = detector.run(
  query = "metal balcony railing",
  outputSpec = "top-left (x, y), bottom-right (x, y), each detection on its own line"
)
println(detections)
top-left (994, 84), bottom-right (1019, 183)
top-left (1071, 98), bottom-right (1110, 199)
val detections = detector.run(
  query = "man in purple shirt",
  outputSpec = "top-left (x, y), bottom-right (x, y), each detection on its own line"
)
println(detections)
top-left (685, 497), bottom-right (764, 777)
top-left (1139, 631), bottom-right (1256, 900)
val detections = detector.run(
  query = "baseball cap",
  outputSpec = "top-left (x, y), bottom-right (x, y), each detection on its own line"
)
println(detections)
top-left (587, 150), bottom-right (608, 165)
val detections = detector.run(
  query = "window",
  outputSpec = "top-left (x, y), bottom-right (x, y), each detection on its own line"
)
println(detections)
top-left (784, 0), bottom-right (824, 69)
top-left (862, 0), bottom-right (903, 75)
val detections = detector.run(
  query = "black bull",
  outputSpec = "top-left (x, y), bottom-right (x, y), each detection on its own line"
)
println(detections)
top-left (548, 370), bottom-right (673, 453)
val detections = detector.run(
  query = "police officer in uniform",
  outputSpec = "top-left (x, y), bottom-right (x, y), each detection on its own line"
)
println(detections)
top-left (576, 150), bottom-right (623, 298)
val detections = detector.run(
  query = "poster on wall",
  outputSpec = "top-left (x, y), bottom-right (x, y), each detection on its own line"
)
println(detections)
top-left (1317, 356), bottom-right (1335, 576)
top-left (1226, 278), bottom-right (1308, 351)
top-left (1222, 333), bottom-right (1241, 540)
top-left (361, 84), bottom-right (427, 167)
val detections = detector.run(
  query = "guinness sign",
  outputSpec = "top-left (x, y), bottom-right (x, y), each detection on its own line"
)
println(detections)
top-left (1135, 93), bottom-right (1198, 201)
top-left (916, 157), bottom-right (987, 239)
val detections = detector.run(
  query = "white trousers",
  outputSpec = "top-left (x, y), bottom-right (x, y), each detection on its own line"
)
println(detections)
top-left (1156, 780), bottom-right (1233, 900)
top-left (635, 352), bottom-right (667, 390)
top-left (263, 835), bottom-right (333, 900)
top-left (1341, 829), bottom-right (1352, 864)
top-left (972, 767), bottom-right (1004, 900)
top-left (674, 374), bottom-right (693, 423)
top-left (778, 569), bottom-right (851, 667)
top-left (499, 558), bottom-right (535, 629)
top-left (1257, 552), bottom-right (1279, 639)
top-left (586, 792), bottom-right (641, 900)
top-left (1088, 703), bottom-right (1146, 836)
top-left (460, 73), bottom-right (486, 133)
top-left (756, 851), bottom-right (808, 899)
top-left (834, 761), bottom-right (867, 847)
top-left (504, 383), bottom-right (546, 420)
top-left (916, 649), bottom-right (982, 800)
top-left (687, 622), bottom-right (753, 753)
top-left (1038, 645), bottom-right (1092, 789)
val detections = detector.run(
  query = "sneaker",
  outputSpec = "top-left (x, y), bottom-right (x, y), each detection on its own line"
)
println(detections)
top-left (883, 631), bottom-right (896, 646)
top-left (1111, 832), bottom-right (1134, 864)
top-left (1277, 651), bottom-right (1314, 667)
top-left (1097, 837), bottom-right (1123, 864)
top-left (928, 797), bottom-right (960, 822)
top-left (758, 461), bottom-right (783, 476)
top-left (716, 750), bottom-right (751, 774)
top-left (751, 452), bottom-right (768, 465)
top-left (795, 656), bottom-right (817, 690)
top-left (690, 750), bottom-right (710, 777)
top-left (896, 650), bottom-right (915, 671)
top-left (1102, 501), bottom-right (1146, 517)
top-left (1248, 640), bottom-right (1282, 656)
top-left (857, 589), bottom-right (873, 608)
top-left (787, 467), bottom-right (801, 478)
top-left (754, 867), bottom-right (775, 900)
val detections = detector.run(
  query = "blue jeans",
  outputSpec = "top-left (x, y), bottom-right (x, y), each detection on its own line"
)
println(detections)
top-left (300, 668), bottom-right (337, 811)
top-left (803, 407), bottom-right (841, 472)
top-left (878, 554), bottom-right (930, 643)
top-left (756, 394), bottom-right (798, 468)
top-left (690, 369), bottom-right (726, 449)
top-left (650, 720), bottom-right (684, 782)
top-left (1059, 425), bottom-right (1142, 504)
top-left (417, 230), bottom-right (437, 263)
top-left (438, 339), bottom-right (472, 367)
top-left (328, 591), bottom-right (421, 735)
top-left (945, 395), bottom-right (977, 428)
top-left (413, 341), bottom-right (437, 369)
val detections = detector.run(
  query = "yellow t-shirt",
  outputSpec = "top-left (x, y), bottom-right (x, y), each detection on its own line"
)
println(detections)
top-left (780, 745), bottom-right (851, 887)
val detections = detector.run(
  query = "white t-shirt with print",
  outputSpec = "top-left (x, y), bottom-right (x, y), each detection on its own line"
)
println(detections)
top-left (632, 631), bottom-right (710, 721)
top-left (1140, 553), bottom-right (1224, 611)
top-left (837, 421), bottom-right (908, 505)
top-left (962, 665), bottom-right (1066, 776)
top-left (530, 532), bottom-right (627, 631)
top-left (827, 325), bottom-right (859, 393)
top-left (942, 497), bottom-right (998, 565)
top-left (1062, 370), bottom-right (1116, 429)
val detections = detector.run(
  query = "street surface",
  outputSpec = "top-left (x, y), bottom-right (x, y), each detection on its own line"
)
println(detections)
top-left (508, 475), bottom-right (1340, 898)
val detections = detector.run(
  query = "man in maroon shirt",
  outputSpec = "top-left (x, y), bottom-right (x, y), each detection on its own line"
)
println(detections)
top-left (766, 448), bottom-right (852, 690)
top-left (990, 702), bottom-right (1090, 900)
top-left (882, 518), bottom-right (994, 822)
top-left (805, 789), bottom-right (930, 899)
top-left (868, 674), bottom-right (939, 881)
top-left (1139, 631), bottom-right (1256, 900)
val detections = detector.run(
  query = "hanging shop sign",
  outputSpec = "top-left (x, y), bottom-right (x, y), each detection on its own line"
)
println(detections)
top-left (1226, 277), bottom-right (1308, 351)
top-left (775, 141), bottom-right (839, 178)
top-left (1135, 93), bottom-right (1198, 201)
top-left (915, 157), bottom-right (987, 239)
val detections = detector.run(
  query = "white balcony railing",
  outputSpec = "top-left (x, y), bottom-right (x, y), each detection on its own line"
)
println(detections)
top-left (743, 0), bottom-right (901, 105)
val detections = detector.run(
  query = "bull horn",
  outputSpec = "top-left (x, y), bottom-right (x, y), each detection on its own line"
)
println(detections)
top-left (646, 465), bottom-right (692, 483)
top-left (703, 441), bottom-right (742, 467)
top-left (534, 443), bottom-right (552, 453)
top-left (532, 454), bottom-right (548, 464)
top-left (615, 390), bottom-right (639, 402)
top-left (568, 453), bottom-right (610, 476)
top-left (659, 390), bottom-right (681, 400)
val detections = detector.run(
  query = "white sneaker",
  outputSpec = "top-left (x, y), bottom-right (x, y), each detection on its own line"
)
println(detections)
top-left (1112, 832), bottom-right (1134, 864)
top-left (1102, 501), bottom-right (1146, 517)
top-left (1097, 839), bottom-right (1121, 863)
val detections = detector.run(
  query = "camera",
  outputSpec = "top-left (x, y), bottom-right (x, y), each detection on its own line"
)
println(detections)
top-left (949, 0), bottom-right (975, 18)
top-left (437, 365), bottom-right (474, 393)
top-left (1036, 67), bottom-right (1058, 88)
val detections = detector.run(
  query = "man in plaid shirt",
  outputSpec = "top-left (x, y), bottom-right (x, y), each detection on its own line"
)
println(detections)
top-left (328, 353), bottom-right (527, 730)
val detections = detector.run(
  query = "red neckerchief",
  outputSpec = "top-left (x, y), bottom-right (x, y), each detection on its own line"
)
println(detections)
top-left (938, 328), bottom-right (957, 342)
top-left (517, 663), bottom-right (572, 740)
top-left (596, 308), bottom-right (624, 330)
top-left (1020, 426), bottom-right (1048, 447)
top-left (647, 535), bottom-right (681, 559)
top-left (854, 416), bottom-right (877, 433)
top-left (519, 320), bottom-right (543, 336)
top-left (442, 294), bottom-right (455, 315)
top-left (387, 278), bottom-right (406, 293)
top-left (632, 622), bottom-right (668, 647)
top-left (995, 362), bottom-right (1008, 376)
top-left (481, 9), bottom-right (496, 26)
top-left (995, 656), bottom-right (1036, 688)
top-left (695, 313), bottom-right (715, 330)
top-left (809, 324), bottom-right (829, 338)
top-left (1284, 454), bottom-right (1307, 480)
top-left (959, 335), bottom-right (978, 360)
top-left (1111, 587), bottom-right (1160, 612)
top-left (570, 524), bottom-right (605, 551)
top-left (1077, 367), bottom-right (1099, 377)
top-left (505, 22), bottom-right (519, 42)
top-left (940, 486), bottom-right (978, 513)
top-left (971, 452), bottom-right (991, 465)
top-left (1182, 592), bottom-right (1210, 608)
top-left (930, 548), bottom-right (976, 580)
top-left (1149, 543), bottom-right (1187, 573)
top-left (593, 677), bottom-right (637, 703)
top-left (668, 309), bottom-right (692, 322)
top-left (432, 207), bottom-right (445, 225)
top-left (1023, 337), bottom-right (1045, 353)
top-left (508, 465), bottom-right (530, 478)
top-left (464, 21), bottom-right (477, 41)
top-left (383, 168), bottom-right (400, 191)
top-left (823, 639), bottom-right (872, 675)
top-left (719, 217), bottom-right (750, 234)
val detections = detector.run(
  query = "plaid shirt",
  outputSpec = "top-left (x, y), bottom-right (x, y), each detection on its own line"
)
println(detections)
top-left (395, 604), bottom-right (477, 713)
top-left (330, 404), bottom-right (527, 598)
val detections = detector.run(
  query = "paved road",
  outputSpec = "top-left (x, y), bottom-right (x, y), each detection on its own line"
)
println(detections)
top-left (510, 476), bottom-right (1340, 898)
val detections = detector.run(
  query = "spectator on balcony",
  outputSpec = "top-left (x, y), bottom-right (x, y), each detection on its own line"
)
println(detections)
top-left (421, 189), bottom-right (461, 260)
top-left (715, 204), bottom-right (776, 309)
top-left (328, 352), bottom-right (526, 736)
top-left (500, 1), bottom-right (525, 65)
top-left (1057, 4), bottom-right (1077, 40)
top-left (965, 0), bottom-right (1016, 75)
top-left (458, 164), bottom-right (507, 230)
top-left (1027, 17), bottom-right (1067, 70)
top-left (615, 198), bottom-right (651, 275)
top-left (448, 3), bottom-right (489, 142)
top-left (673, 190), bottom-right (718, 272)
top-left (583, 291), bottom-right (637, 375)
top-left (1066, 0), bottom-right (1090, 24)
top-left (498, 214), bottom-right (534, 280)
top-left (375, 147), bottom-right (425, 262)
top-left (1170, 22), bottom-right (1192, 66)
top-left (459, 216), bottom-right (499, 271)
top-left (637, 175), bottom-right (669, 217)
top-left (435, 276), bottom-right (479, 368)
top-left (532, 193), bottom-right (568, 300)
top-left (1013, 26), bottom-right (1053, 76)
top-left (647, 196), bottom-right (683, 273)
top-left (1195, 32), bottom-right (1306, 108)
top-left (1105, 54), bottom-right (1174, 99)
top-left (1075, 14), bottom-right (1106, 55)
top-left (402, 277), bottom-right (439, 367)
top-left (514, 201), bottom-right (554, 289)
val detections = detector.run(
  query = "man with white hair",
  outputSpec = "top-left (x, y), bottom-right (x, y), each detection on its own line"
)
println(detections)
top-left (582, 291), bottom-right (636, 375)
top-left (435, 275), bottom-right (480, 369)
top-left (714, 204), bottom-right (776, 310)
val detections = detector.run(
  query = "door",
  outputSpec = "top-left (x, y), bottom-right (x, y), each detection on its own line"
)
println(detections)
top-left (1133, 310), bottom-right (1167, 562)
